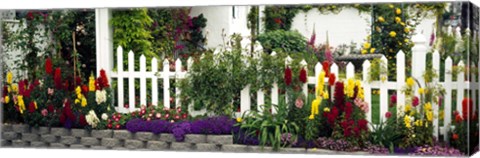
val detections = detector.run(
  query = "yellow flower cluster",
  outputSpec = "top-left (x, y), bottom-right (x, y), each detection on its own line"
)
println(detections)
top-left (414, 120), bottom-right (423, 127)
top-left (378, 16), bottom-right (385, 23)
top-left (4, 96), bottom-right (10, 104)
top-left (424, 102), bottom-right (433, 122)
top-left (18, 96), bottom-right (25, 114)
top-left (418, 88), bottom-right (424, 95)
top-left (395, 17), bottom-right (401, 23)
top-left (361, 42), bottom-right (376, 54)
top-left (310, 71), bottom-right (326, 120)
top-left (406, 77), bottom-right (415, 87)
top-left (345, 78), bottom-right (355, 98)
top-left (89, 75), bottom-right (96, 92)
top-left (75, 86), bottom-right (88, 107)
top-left (404, 115), bottom-right (412, 129)
top-left (6, 72), bottom-right (13, 84)
top-left (389, 31), bottom-right (397, 37)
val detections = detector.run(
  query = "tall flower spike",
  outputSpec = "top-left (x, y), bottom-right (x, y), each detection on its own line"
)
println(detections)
top-left (45, 58), bottom-right (53, 75)
top-left (284, 66), bottom-right (292, 86)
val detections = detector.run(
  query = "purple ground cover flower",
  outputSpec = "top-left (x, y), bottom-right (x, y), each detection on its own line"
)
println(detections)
top-left (171, 121), bottom-right (191, 141)
top-left (409, 145), bottom-right (463, 156)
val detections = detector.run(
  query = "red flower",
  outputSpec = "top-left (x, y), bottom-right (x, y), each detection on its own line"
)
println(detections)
top-left (100, 69), bottom-right (110, 88)
top-left (327, 106), bottom-right (339, 125)
top-left (452, 133), bottom-right (459, 140)
top-left (455, 113), bottom-right (463, 123)
top-left (47, 105), bottom-right (54, 113)
top-left (28, 102), bottom-right (36, 113)
top-left (81, 85), bottom-right (88, 94)
top-left (79, 114), bottom-right (88, 127)
top-left (340, 119), bottom-right (354, 137)
top-left (115, 124), bottom-right (121, 129)
top-left (322, 61), bottom-right (330, 76)
top-left (26, 11), bottom-right (34, 20)
top-left (273, 18), bottom-right (282, 24)
top-left (412, 96), bottom-right (419, 107)
top-left (345, 102), bottom-right (353, 119)
top-left (284, 66), bottom-right (292, 86)
top-left (328, 73), bottom-right (336, 86)
top-left (357, 119), bottom-right (368, 131)
top-left (462, 98), bottom-right (473, 120)
top-left (390, 94), bottom-right (397, 107)
top-left (334, 82), bottom-right (345, 112)
top-left (63, 100), bottom-right (75, 121)
top-left (299, 68), bottom-right (307, 83)
top-left (107, 123), bottom-right (112, 129)
top-left (385, 111), bottom-right (392, 118)
top-left (54, 68), bottom-right (62, 89)
top-left (45, 58), bottom-right (53, 75)
top-left (75, 76), bottom-right (82, 86)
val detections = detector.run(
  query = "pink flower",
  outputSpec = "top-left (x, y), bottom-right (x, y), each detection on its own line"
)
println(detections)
top-left (41, 109), bottom-right (48, 116)
top-left (48, 88), bottom-right (54, 95)
top-left (390, 94), bottom-right (397, 107)
top-left (385, 111), bottom-right (392, 118)
top-left (412, 96), bottom-right (419, 107)
top-left (156, 113), bottom-right (162, 119)
top-left (295, 97), bottom-right (304, 109)
top-left (354, 98), bottom-right (369, 113)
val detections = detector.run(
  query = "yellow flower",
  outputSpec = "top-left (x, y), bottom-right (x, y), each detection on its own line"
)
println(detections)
top-left (395, 17), bottom-right (401, 23)
top-left (406, 77), bottom-right (415, 87)
top-left (311, 99), bottom-right (321, 115)
top-left (12, 84), bottom-right (18, 93)
top-left (6, 72), bottom-right (13, 84)
top-left (357, 87), bottom-right (365, 99)
top-left (76, 86), bottom-right (82, 99)
top-left (361, 49), bottom-right (367, 54)
top-left (323, 90), bottom-right (329, 99)
top-left (381, 76), bottom-right (387, 82)
top-left (418, 88), bottom-right (424, 95)
top-left (404, 116), bottom-right (412, 128)
top-left (7, 86), bottom-right (11, 93)
top-left (75, 99), bottom-right (80, 104)
top-left (404, 39), bottom-right (409, 43)
top-left (308, 114), bottom-right (315, 120)
top-left (363, 43), bottom-right (371, 49)
top-left (324, 107), bottom-right (330, 112)
top-left (389, 4), bottom-right (394, 8)
top-left (316, 71), bottom-right (325, 97)
top-left (401, 22), bottom-right (406, 26)
top-left (4, 96), bottom-right (10, 104)
top-left (346, 78), bottom-right (355, 97)
top-left (378, 16), bottom-right (385, 23)
top-left (414, 120), bottom-right (423, 127)
top-left (236, 117), bottom-right (243, 123)
top-left (424, 102), bottom-right (432, 111)
top-left (81, 96), bottom-right (87, 107)
top-left (426, 111), bottom-right (433, 122)
top-left (89, 75), bottom-right (96, 91)
top-left (410, 110), bottom-right (415, 116)
top-left (17, 95), bottom-right (25, 114)
top-left (34, 101), bottom-right (38, 109)
top-left (405, 104), bottom-right (412, 112)
top-left (396, 8), bottom-right (402, 15)
top-left (370, 48), bottom-right (376, 53)
top-left (404, 27), bottom-right (410, 33)
top-left (389, 31), bottom-right (397, 37)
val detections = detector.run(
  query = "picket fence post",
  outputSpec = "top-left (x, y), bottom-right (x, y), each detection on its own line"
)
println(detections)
top-left (140, 55), bottom-right (147, 106)
top-left (362, 60), bottom-right (372, 124)
top-left (346, 62), bottom-right (354, 79)
top-left (271, 51), bottom-right (278, 114)
top-left (432, 50), bottom-right (440, 138)
top-left (163, 59), bottom-right (170, 109)
top-left (128, 51), bottom-right (135, 112)
top-left (151, 58), bottom-right (158, 106)
top-left (396, 51), bottom-right (406, 119)
top-left (175, 59), bottom-right (182, 108)
top-left (456, 61), bottom-right (465, 113)
top-left (379, 55), bottom-right (388, 122)
top-left (116, 46), bottom-right (125, 112)
top-left (444, 57), bottom-right (453, 142)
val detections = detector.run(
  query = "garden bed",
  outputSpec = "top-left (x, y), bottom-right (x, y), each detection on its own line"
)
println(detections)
top-left (1, 123), bottom-right (369, 154)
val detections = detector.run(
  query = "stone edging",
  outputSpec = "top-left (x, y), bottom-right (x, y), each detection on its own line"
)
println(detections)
top-left (1, 124), bottom-right (369, 154)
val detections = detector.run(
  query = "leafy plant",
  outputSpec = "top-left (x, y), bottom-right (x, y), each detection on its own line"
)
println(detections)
top-left (257, 30), bottom-right (307, 53)
top-left (367, 58), bottom-right (388, 82)
top-left (237, 100), bottom-right (300, 151)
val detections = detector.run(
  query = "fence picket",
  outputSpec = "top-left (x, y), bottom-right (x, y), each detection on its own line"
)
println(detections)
top-left (346, 62), bottom-right (354, 79)
top-left (128, 51), bottom-right (135, 112)
top-left (163, 59), bottom-right (170, 109)
top-left (116, 46), bottom-right (125, 112)
top-left (444, 57), bottom-right (453, 142)
top-left (380, 56), bottom-right (388, 122)
top-left (432, 50), bottom-right (440, 138)
top-left (140, 55), bottom-right (147, 106)
top-left (151, 58), bottom-right (158, 106)
top-left (175, 59), bottom-right (182, 108)
top-left (271, 52), bottom-right (278, 114)
top-left (362, 60), bottom-right (372, 124)
top-left (456, 61), bottom-right (465, 113)
top-left (396, 51), bottom-right (406, 120)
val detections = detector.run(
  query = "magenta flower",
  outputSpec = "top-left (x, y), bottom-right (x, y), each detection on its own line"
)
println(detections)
top-left (41, 109), bottom-right (48, 117)
top-left (390, 94), bottom-right (397, 107)
top-left (295, 97), bottom-right (304, 109)
top-left (412, 96), bottom-right (419, 107)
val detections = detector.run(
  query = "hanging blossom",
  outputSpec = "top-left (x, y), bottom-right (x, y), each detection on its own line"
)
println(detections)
top-left (86, 110), bottom-right (100, 128)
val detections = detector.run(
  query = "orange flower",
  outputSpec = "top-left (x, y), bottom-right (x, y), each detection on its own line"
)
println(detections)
top-left (452, 133), bottom-right (459, 140)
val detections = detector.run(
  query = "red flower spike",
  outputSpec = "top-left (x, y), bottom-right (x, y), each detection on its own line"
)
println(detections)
top-left (299, 68), bottom-right (307, 83)
top-left (79, 114), bottom-right (88, 127)
top-left (462, 98), bottom-right (473, 120)
top-left (322, 61), bottom-right (330, 76)
top-left (54, 68), bottom-right (62, 89)
top-left (28, 102), bottom-right (36, 113)
top-left (81, 85), bottom-right (88, 94)
top-left (45, 58), bottom-right (53, 75)
top-left (328, 73), bottom-right (336, 86)
top-left (284, 66), bottom-right (292, 86)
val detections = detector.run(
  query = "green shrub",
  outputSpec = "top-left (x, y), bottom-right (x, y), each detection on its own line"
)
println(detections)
top-left (257, 30), bottom-right (307, 54)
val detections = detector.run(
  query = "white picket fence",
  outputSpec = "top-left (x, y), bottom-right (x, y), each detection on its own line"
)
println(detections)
top-left (108, 32), bottom-right (479, 142)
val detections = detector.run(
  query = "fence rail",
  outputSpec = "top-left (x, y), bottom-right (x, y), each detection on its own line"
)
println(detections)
top-left (109, 33), bottom-right (479, 142)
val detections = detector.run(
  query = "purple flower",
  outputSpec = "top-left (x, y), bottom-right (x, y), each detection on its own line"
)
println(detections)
top-left (171, 122), bottom-right (191, 142)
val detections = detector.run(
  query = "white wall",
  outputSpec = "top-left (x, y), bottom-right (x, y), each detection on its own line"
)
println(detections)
top-left (190, 6), bottom-right (250, 49)
top-left (290, 8), bottom-right (436, 50)
top-left (291, 8), bottom-right (371, 48)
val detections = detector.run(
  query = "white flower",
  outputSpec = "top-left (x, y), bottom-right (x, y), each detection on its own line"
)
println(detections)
top-left (86, 110), bottom-right (100, 128)
top-left (95, 90), bottom-right (107, 104)
top-left (101, 113), bottom-right (108, 120)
